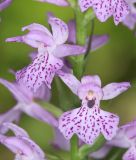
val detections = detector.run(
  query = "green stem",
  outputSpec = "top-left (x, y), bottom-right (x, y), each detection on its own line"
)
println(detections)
top-left (71, 8), bottom-right (95, 79)
top-left (71, 7), bottom-right (86, 79)
top-left (83, 9), bottom-right (95, 26)
top-left (75, 7), bottom-right (86, 45)
top-left (78, 135), bottom-right (105, 159)
top-left (68, 5), bottom-right (97, 160)
top-left (72, 55), bottom-right (84, 79)
top-left (70, 135), bottom-right (80, 160)
top-left (105, 147), bottom-right (126, 160)
top-left (75, 8), bottom-right (95, 46)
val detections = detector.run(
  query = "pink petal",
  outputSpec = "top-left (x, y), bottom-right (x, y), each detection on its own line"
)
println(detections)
top-left (125, 0), bottom-right (136, 14)
top-left (0, 124), bottom-right (45, 159)
top-left (0, 0), bottom-right (12, 11)
top-left (21, 102), bottom-right (58, 127)
top-left (91, 145), bottom-right (111, 159)
top-left (22, 30), bottom-right (54, 48)
top-left (78, 84), bottom-right (103, 101)
top-left (0, 136), bottom-right (33, 155)
top-left (34, 83), bottom-right (51, 101)
top-left (16, 51), bottom-right (63, 92)
top-left (122, 13), bottom-right (136, 30)
top-left (81, 75), bottom-right (101, 87)
top-left (2, 122), bottom-right (29, 137)
top-left (48, 16), bottom-right (68, 45)
top-left (53, 44), bottom-right (85, 58)
top-left (6, 36), bottom-right (23, 43)
top-left (22, 23), bottom-right (52, 37)
top-left (102, 82), bottom-right (130, 100)
top-left (79, 0), bottom-right (93, 12)
top-left (61, 59), bottom-right (72, 73)
top-left (29, 52), bottom-right (51, 101)
top-left (6, 31), bottom-right (54, 48)
top-left (36, 0), bottom-right (69, 6)
top-left (92, 0), bottom-right (113, 22)
top-left (91, 35), bottom-right (109, 51)
top-left (79, 0), bottom-right (129, 25)
top-left (120, 120), bottom-right (136, 140)
top-left (107, 120), bottom-right (136, 149)
top-left (113, 0), bottom-right (130, 25)
top-left (59, 104), bottom-right (119, 145)
top-left (21, 136), bottom-right (45, 159)
top-left (107, 128), bottom-right (131, 148)
top-left (53, 128), bottom-right (70, 150)
top-left (57, 71), bottom-right (81, 95)
top-left (59, 106), bottom-right (101, 144)
top-left (0, 106), bottom-right (21, 134)
top-left (0, 78), bottom-right (32, 103)
top-left (123, 146), bottom-right (136, 160)
top-left (67, 20), bottom-right (76, 44)
top-left (0, 134), bottom-right (45, 159)
top-left (99, 109), bottom-right (119, 140)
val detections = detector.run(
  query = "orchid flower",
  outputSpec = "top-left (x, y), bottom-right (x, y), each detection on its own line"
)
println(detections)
top-left (6, 13), bottom-right (109, 93)
top-left (0, 122), bottom-right (46, 160)
top-left (122, 0), bottom-right (136, 30)
top-left (108, 120), bottom-right (136, 160)
top-left (79, 0), bottom-right (130, 25)
top-left (58, 72), bottom-right (130, 144)
top-left (28, 20), bottom-right (109, 77)
top-left (35, 0), bottom-right (69, 6)
top-left (0, 78), bottom-right (58, 133)
top-left (0, 0), bottom-right (12, 11)
top-left (6, 14), bottom-right (87, 93)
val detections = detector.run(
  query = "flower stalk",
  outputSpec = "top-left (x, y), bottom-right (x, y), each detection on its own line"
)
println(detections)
top-left (78, 135), bottom-right (106, 159)
top-left (70, 135), bottom-right (80, 160)
top-left (72, 7), bottom-right (95, 79)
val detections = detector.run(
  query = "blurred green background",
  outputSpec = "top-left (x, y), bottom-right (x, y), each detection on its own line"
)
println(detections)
top-left (0, 0), bottom-right (136, 159)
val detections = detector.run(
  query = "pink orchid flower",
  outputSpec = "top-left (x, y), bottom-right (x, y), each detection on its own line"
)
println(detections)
top-left (58, 72), bottom-right (130, 144)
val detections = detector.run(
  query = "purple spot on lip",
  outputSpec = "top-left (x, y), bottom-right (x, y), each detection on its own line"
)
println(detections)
top-left (87, 99), bottom-right (95, 108)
